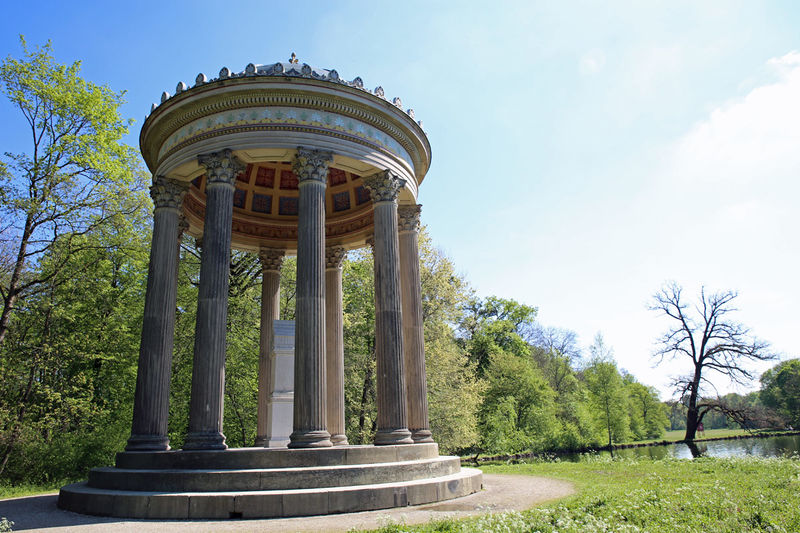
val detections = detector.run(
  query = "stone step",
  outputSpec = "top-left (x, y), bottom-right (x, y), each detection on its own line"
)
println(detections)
top-left (89, 456), bottom-right (460, 492)
top-left (59, 467), bottom-right (483, 519)
top-left (115, 442), bottom-right (438, 470)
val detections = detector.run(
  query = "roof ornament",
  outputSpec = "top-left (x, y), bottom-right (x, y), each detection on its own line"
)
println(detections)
top-left (289, 52), bottom-right (299, 64)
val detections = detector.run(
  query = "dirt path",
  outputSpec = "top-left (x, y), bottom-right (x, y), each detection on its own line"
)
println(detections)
top-left (0, 474), bottom-right (575, 532)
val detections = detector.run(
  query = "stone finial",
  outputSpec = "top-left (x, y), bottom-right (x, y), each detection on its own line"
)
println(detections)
top-left (150, 103), bottom-right (157, 113)
top-left (176, 81), bottom-right (188, 94)
top-left (195, 73), bottom-right (207, 86)
top-left (397, 204), bottom-right (422, 233)
top-left (392, 97), bottom-right (402, 108)
top-left (245, 63), bottom-right (256, 76)
top-left (407, 109), bottom-right (415, 119)
top-left (197, 149), bottom-right (245, 186)
top-left (292, 147), bottom-right (333, 184)
top-left (161, 91), bottom-right (170, 103)
top-left (362, 171), bottom-right (406, 203)
top-left (150, 176), bottom-right (189, 210)
top-left (374, 86), bottom-right (385, 98)
top-left (219, 67), bottom-right (230, 79)
top-left (259, 247), bottom-right (285, 272)
top-left (328, 69), bottom-right (339, 81)
top-left (352, 76), bottom-right (364, 88)
top-left (289, 52), bottom-right (299, 64)
top-left (325, 246), bottom-right (346, 270)
top-left (301, 63), bottom-right (312, 76)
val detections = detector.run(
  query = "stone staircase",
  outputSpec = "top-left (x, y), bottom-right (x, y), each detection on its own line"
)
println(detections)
top-left (58, 443), bottom-right (482, 519)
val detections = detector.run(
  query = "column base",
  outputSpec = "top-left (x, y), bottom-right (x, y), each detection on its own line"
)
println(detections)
top-left (289, 429), bottom-right (332, 448)
top-left (375, 428), bottom-right (414, 445)
top-left (411, 429), bottom-right (434, 443)
top-left (125, 434), bottom-right (170, 452)
top-left (330, 434), bottom-right (349, 446)
top-left (254, 436), bottom-right (268, 447)
top-left (183, 431), bottom-right (227, 450)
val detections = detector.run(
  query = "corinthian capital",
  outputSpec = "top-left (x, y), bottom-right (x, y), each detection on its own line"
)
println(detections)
top-left (259, 247), bottom-right (285, 272)
top-left (397, 204), bottom-right (422, 233)
top-left (292, 147), bottom-right (333, 184)
top-left (150, 176), bottom-right (189, 210)
top-left (325, 246), bottom-right (346, 269)
top-left (197, 149), bottom-right (245, 186)
top-left (362, 171), bottom-right (406, 203)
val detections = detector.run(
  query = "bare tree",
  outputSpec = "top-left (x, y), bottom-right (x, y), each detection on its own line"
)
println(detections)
top-left (650, 282), bottom-right (776, 441)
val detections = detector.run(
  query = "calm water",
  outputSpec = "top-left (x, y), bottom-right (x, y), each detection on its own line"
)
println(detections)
top-left (562, 435), bottom-right (800, 461)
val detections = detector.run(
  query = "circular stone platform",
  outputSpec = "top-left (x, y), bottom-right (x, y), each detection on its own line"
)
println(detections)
top-left (58, 444), bottom-right (482, 519)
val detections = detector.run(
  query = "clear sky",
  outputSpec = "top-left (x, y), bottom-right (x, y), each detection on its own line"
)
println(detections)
top-left (2, 0), bottom-right (798, 398)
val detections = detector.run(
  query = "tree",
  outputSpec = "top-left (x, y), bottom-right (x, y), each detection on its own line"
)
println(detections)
top-left (650, 282), bottom-right (776, 441)
top-left (0, 37), bottom-right (143, 349)
top-left (584, 335), bottom-right (630, 447)
top-left (760, 359), bottom-right (800, 428)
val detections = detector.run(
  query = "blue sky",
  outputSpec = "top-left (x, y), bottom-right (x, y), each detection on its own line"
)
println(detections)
top-left (2, 1), bottom-right (799, 397)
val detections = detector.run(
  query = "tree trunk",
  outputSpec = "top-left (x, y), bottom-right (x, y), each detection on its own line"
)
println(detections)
top-left (683, 365), bottom-right (703, 441)
top-left (0, 217), bottom-right (33, 349)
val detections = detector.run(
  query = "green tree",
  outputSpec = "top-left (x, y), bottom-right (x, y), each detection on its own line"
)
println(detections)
top-left (0, 38), bottom-right (143, 349)
top-left (584, 335), bottom-right (630, 447)
top-left (760, 359), bottom-right (800, 428)
top-left (625, 378), bottom-right (668, 440)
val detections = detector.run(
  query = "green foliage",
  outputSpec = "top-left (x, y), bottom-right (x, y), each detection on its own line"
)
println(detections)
top-left (626, 380), bottom-right (669, 440)
top-left (584, 340), bottom-right (630, 446)
top-left (761, 359), bottom-right (800, 428)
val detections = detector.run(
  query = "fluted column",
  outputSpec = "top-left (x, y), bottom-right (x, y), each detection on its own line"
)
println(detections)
top-left (363, 171), bottom-right (413, 445)
top-left (289, 147), bottom-right (333, 448)
top-left (127, 177), bottom-right (188, 451)
top-left (398, 205), bottom-right (433, 443)
top-left (184, 149), bottom-right (243, 450)
top-left (325, 246), bottom-right (348, 445)
top-left (255, 248), bottom-right (284, 446)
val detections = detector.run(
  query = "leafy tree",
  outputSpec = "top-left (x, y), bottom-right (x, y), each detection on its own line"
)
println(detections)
top-left (0, 38), bottom-right (144, 349)
top-left (584, 335), bottom-right (630, 447)
top-left (625, 378), bottom-right (668, 440)
top-left (650, 282), bottom-right (777, 441)
top-left (760, 359), bottom-right (800, 428)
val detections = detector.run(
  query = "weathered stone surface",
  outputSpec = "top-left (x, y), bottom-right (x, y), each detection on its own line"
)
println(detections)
top-left (325, 245), bottom-right (348, 446)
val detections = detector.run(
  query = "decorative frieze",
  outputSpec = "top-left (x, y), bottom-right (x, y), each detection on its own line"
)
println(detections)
top-left (259, 248), bottom-right (285, 272)
top-left (150, 176), bottom-right (189, 210)
top-left (198, 149), bottom-right (244, 186)
top-left (325, 246), bottom-right (346, 270)
top-left (292, 147), bottom-right (333, 183)
top-left (397, 204), bottom-right (422, 233)
top-left (363, 171), bottom-right (406, 203)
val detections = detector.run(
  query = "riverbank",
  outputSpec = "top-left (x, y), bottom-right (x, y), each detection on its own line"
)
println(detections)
top-left (465, 429), bottom-right (800, 465)
top-left (365, 455), bottom-right (800, 532)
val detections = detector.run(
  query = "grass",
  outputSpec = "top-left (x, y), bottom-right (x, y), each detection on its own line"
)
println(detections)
top-left (362, 455), bottom-right (800, 532)
top-left (0, 482), bottom-right (62, 499)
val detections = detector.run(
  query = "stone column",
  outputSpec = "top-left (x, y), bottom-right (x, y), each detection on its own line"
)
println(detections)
top-left (289, 147), bottom-right (333, 448)
top-left (363, 171), bottom-right (413, 445)
top-left (325, 246), bottom-right (348, 445)
top-left (398, 205), bottom-right (433, 443)
top-left (184, 149), bottom-right (243, 450)
top-left (255, 248), bottom-right (284, 446)
top-left (126, 177), bottom-right (188, 451)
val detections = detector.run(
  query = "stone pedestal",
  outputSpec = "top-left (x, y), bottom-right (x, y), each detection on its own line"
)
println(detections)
top-left (184, 149), bottom-right (243, 451)
top-left (290, 148), bottom-right (333, 448)
top-left (264, 320), bottom-right (296, 447)
top-left (126, 177), bottom-right (188, 451)
top-left (364, 171), bottom-right (413, 445)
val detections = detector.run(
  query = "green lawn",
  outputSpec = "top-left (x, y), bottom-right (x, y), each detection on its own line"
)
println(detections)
top-left (622, 428), bottom-right (782, 446)
top-left (366, 456), bottom-right (800, 532)
top-left (0, 482), bottom-right (61, 500)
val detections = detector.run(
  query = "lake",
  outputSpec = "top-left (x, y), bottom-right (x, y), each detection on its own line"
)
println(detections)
top-left (563, 434), bottom-right (800, 461)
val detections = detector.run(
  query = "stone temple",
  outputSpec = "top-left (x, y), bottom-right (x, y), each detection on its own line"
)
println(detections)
top-left (58, 57), bottom-right (482, 519)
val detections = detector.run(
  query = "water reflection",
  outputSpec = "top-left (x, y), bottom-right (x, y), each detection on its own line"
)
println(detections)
top-left (560, 435), bottom-right (800, 462)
